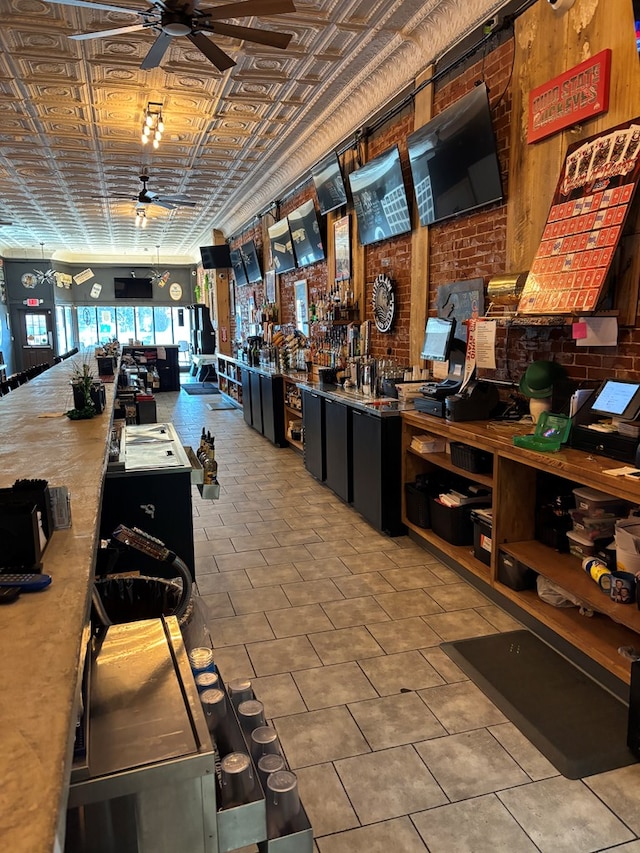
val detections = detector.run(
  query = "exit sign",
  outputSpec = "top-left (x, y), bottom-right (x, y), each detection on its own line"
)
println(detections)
top-left (26, 298), bottom-right (40, 307)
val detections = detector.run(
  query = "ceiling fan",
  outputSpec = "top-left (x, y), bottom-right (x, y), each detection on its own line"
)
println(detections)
top-left (46, 0), bottom-right (297, 72)
top-left (95, 173), bottom-right (197, 210)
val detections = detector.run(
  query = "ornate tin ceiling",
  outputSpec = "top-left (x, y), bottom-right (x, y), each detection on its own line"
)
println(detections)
top-left (0, 0), bottom-right (508, 263)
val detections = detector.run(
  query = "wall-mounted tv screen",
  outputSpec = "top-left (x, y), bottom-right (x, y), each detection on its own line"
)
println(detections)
top-left (287, 200), bottom-right (325, 268)
top-left (230, 248), bottom-right (248, 286)
top-left (407, 83), bottom-right (504, 227)
top-left (114, 277), bottom-right (153, 299)
top-left (348, 145), bottom-right (412, 246)
top-left (311, 151), bottom-right (348, 215)
top-left (268, 217), bottom-right (297, 274)
top-left (240, 239), bottom-right (262, 283)
top-left (200, 244), bottom-right (231, 269)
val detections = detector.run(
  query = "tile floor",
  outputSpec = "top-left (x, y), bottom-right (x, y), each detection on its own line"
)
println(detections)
top-left (157, 380), bottom-right (640, 853)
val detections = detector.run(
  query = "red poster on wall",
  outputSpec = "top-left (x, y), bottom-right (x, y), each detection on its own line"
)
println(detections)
top-left (528, 50), bottom-right (611, 144)
top-left (518, 116), bottom-right (640, 315)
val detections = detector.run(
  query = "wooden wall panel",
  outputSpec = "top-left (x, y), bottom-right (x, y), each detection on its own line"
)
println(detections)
top-left (507, 0), bottom-right (640, 272)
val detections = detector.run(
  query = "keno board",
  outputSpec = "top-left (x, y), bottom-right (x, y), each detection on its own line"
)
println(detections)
top-left (518, 117), bottom-right (640, 315)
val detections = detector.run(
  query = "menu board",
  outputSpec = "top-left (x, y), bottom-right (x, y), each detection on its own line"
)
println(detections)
top-left (518, 117), bottom-right (640, 314)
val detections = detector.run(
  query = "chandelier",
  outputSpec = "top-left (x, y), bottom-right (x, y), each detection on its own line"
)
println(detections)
top-left (142, 102), bottom-right (164, 149)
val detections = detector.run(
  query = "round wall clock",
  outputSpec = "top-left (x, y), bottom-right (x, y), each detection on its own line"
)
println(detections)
top-left (169, 282), bottom-right (183, 301)
top-left (372, 274), bottom-right (395, 333)
top-left (21, 272), bottom-right (37, 289)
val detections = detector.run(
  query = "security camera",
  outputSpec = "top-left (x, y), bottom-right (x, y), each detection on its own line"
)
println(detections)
top-left (547, 0), bottom-right (575, 12)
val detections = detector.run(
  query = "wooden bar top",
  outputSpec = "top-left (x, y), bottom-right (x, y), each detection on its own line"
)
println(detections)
top-left (0, 362), bottom-right (117, 853)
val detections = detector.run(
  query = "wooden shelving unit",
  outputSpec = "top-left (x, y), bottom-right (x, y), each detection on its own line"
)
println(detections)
top-left (216, 354), bottom-right (242, 408)
top-left (401, 410), bottom-right (640, 686)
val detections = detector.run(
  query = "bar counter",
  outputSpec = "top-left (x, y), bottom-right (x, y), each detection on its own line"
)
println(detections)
top-left (0, 362), bottom-right (117, 853)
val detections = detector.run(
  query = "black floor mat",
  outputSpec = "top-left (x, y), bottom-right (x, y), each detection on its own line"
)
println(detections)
top-left (442, 630), bottom-right (636, 779)
top-left (181, 383), bottom-right (220, 395)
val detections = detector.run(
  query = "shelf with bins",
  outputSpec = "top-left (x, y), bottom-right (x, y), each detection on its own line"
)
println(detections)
top-left (401, 409), bottom-right (640, 686)
top-left (282, 375), bottom-right (303, 452)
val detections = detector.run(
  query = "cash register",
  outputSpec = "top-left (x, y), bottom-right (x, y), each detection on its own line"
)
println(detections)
top-left (571, 378), bottom-right (640, 463)
top-left (414, 317), bottom-right (465, 417)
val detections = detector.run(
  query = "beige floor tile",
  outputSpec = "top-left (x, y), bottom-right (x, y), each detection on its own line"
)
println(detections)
top-left (196, 570), bottom-right (251, 595)
top-left (584, 763), bottom-right (640, 835)
top-left (322, 595), bottom-right (390, 629)
top-left (316, 816), bottom-right (427, 853)
top-left (335, 745), bottom-right (447, 824)
top-left (274, 706), bottom-right (370, 768)
top-left (348, 691), bottom-right (446, 750)
top-left (333, 572), bottom-right (396, 598)
top-left (380, 565), bottom-right (446, 590)
top-left (230, 532), bottom-right (280, 552)
top-left (274, 529), bottom-right (323, 547)
top-left (211, 645), bottom-right (255, 681)
top-left (245, 518), bottom-right (293, 535)
top-left (359, 650), bottom-right (444, 695)
top-left (215, 550), bottom-right (268, 572)
top-left (374, 590), bottom-right (443, 619)
top-left (250, 672), bottom-right (307, 718)
top-left (497, 776), bottom-right (634, 853)
top-left (340, 551), bottom-right (399, 573)
top-left (383, 548), bottom-right (432, 567)
top-left (308, 626), bottom-right (385, 665)
top-left (194, 537), bottom-right (235, 557)
top-left (195, 555), bottom-right (219, 576)
top-left (205, 524), bottom-right (249, 540)
top-left (294, 557), bottom-right (352, 580)
top-left (475, 604), bottom-right (525, 633)
top-left (262, 544), bottom-right (314, 565)
top-left (282, 578), bottom-right (344, 606)
top-left (420, 648), bottom-right (468, 684)
top-left (416, 729), bottom-right (529, 801)
top-left (430, 564), bottom-right (463, 584)
top-left (266, 604), bottom-right (334, 638)
top-left (293, 661), bottom-right (378, 709)
top-left (257, 508), bottom-right (294, 522)
top-left (423, 609), bottom-right (498, 641)
top-left (229, 586), bottom-right (291, 615)
top-left (295, 763), bottom-right (359, 837)
top-left (418, 681), bottom-right (506, 732)
top-left (305, 539), bottom-right (358, 559)
top-left (426, 583), bottom-right (491, 611)
top-left (245, 562), bottom-right (303, 588)
top-left (200, 592), bottom-right (235, 619)
top-left (218, 510), bottom-right (266, 525)
top-left (314, 524), bottom-right (366, 542)
top-left (247, 635), bottom-right (322, 676)
top-left (488, 722), bottom-right (559, 781)
top-left (210, 612), bottom-right (275, 647)
top-left (367, 617), bottom-right (441, 653)
top-left (412, 793), bottom-right (539, 853)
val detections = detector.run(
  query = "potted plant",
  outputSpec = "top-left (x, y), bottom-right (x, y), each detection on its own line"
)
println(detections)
top-left (66, 353), bottom-right (105, 420)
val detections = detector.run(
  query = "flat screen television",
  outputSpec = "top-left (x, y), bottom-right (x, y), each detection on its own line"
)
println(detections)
top-left (268, 217), bottom-right (297, 274)
top-left (230, 248), bottom-right (248, 286)
top-left (287, 200), bottom-right (325, 267)
top-left (348, 144), bottom-right (412, 246)
top-left (311, 151), bottom-right (348, 215)
top-left (200, 244), bottom-right (231, 269)
top-left (114, 277), bottom-right (153, 299)
top-left (420, 317), bottom-right (457, 361)
top-left (240, 239), bottom-right (262, 283)
top-left (590, 379), bottom-right (640, 421)
top-left (407, 83), bottom-right (503, 226)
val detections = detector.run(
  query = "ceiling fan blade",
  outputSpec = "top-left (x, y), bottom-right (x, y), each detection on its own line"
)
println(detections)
top-left (201, 0), bottom-right (296, 20)
top-left (160, 198), bottom-right (197, 207)
top-left (140, 32), bottom-right (173, 69)
top-left (45, 0), bottom-right (139, 13)
top-left (70, 24), bottom-right (147, 40)
top-left (151, 199), bottom-right (179, 210)
top-left (200, 21), bottom-right (292, 49)
top-left (187, 32), bottom-right (235, 70)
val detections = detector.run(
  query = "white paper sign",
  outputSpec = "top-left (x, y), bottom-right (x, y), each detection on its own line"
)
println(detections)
top-left (575, 316), bottom-right (618, 347)
top-left (475, 320), bottom-right (497, 369)
top-left (460, 318), bottom-right (477, 390)
top-left (74, 268), bottom-right (94, 285)
top-left (90, 283), bottom-right (102, 299)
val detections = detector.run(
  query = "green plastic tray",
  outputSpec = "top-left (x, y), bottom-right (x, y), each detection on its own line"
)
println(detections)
top-left (513, 411), bottom-right (572, 453)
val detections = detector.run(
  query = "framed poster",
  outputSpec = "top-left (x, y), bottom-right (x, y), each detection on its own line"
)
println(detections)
top-left (294, 279), bottom-right (309, 335)
top-left (265, 269), bottom-right (276, 303)
top-left (334, 215), bottom-right (351, 282)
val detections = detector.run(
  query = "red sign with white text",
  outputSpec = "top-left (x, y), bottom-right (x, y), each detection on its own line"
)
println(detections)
top-left (528, 49), bottom-right (611, 144)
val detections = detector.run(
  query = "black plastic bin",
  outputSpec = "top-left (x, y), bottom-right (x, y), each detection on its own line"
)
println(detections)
top-left (450, 442), bottom-right (493, 475)
top-left (497, 551), bottom-right (538, 591)
top-left (405, 483), bottom-right (431, 528)
top-left (471, 509), bottom-right (492, 565)
top-left (429, 497), bottom-right (476, 546)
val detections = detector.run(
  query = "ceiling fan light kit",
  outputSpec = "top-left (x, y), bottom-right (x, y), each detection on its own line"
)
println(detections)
top-left (142, 101), bottom-right (164, 148)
